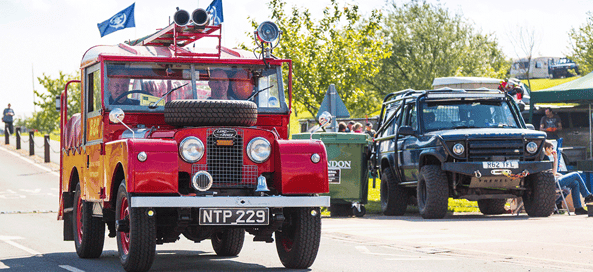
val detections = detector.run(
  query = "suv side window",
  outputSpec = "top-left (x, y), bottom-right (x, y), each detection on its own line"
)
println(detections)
top-left (406, 103), bottom-right (417, 130)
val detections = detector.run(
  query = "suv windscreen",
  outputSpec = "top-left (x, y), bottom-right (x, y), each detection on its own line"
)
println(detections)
top-left (422, 99), bottom-right (519, 132)
top-left (104, 62), bottom-right (286, 113)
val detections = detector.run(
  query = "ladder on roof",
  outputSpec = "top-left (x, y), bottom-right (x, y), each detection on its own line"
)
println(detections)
top-left (125, 23), bottom-right (222, 58)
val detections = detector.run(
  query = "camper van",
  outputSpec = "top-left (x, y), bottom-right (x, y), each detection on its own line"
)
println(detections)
top-left (510, 57), bottom-right (560, 79)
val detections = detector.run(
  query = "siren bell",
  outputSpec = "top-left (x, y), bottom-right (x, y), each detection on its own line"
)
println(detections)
top-left (192, 8), bottom-right (210, 26)
top-left (255, 175), bottom-right (270, 194)
top-left (174, 9), bottom-right (190, 26)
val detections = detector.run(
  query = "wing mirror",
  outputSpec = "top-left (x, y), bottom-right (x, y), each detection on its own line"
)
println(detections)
top-left (398, 125), bottom-right (415, 136)
top-left (109, 108), bottom-right (135, 138)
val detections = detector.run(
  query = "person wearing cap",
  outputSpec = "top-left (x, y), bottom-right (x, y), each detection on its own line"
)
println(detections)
top-left (365, 122), bottom-right (376, 137)
top-left (540, 107), bottom-right (562, 139)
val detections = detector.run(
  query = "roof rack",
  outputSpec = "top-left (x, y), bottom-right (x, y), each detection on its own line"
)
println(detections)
top-left (125, 23), bottom-right (222, 58)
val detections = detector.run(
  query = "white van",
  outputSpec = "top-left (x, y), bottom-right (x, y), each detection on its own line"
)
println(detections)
top-left (510, 57), bottom-right (560, 79)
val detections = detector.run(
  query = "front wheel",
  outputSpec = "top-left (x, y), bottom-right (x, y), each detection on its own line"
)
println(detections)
top-left (116, 181), bottom-right (156, 272)
top-left (211, 228), bottom-right (245, 256)
top-left (73, 183), bottom-right (105, 258)
top-left (275, 207), bottom-right (321, 269)
top-left (523, 171), bottom-right (555, 217)
top-left (417, 165), bottom-right (449, 219)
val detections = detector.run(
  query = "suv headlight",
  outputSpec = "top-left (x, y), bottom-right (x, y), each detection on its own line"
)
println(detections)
top-left (526, 141), bottom-right (538, 154)
top-left (452, 143), bottom-right (465, 155)
top-left (247, 137), bottom-right (271, 163)
top-left (179, 137), bottom-right (204, 163)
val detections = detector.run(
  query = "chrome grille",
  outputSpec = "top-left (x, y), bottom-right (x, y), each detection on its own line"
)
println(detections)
top-left (467, 139), bottom-right (524, 161)
top-left (188, 129), bottom-right (258, 189)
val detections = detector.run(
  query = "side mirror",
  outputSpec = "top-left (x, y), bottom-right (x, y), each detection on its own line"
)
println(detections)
top-left (311, 111), bottom-right (333, 139)
top-left (55, 95), bottom-right (61, 111)
top-left (398, 125), bottom-right (415, 136)
top-left (109, 108), bottom-right (125, 124)
top-left (526, 124), bottom-right (535, 130)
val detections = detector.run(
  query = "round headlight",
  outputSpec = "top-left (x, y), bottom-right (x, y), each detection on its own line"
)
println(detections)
top-left (526, 141), bottom-right (538, 154)
top-left (247, 137), bottom-right (271, 163)
top-left (179, 137), bottom-right (204, 163)
top-left (452, 143), bottom-right (465, 155)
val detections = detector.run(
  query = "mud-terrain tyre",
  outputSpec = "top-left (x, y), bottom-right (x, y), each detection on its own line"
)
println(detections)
top-left (73, 183), bottom-right (105, 258)
top-left (523, 171), bottom-right (555, 217)
top-left (116, 182), bottom-right (156, 272)
top-left (478, 199), bottom-right (508, 215)
top-left (380, 168), bottom-right (408, 216)
top-left (164, 100), bottom-right (257, 127)
top-left (275, 207), bottom-right (321, 269)
top-left (211, 228), bottom-right (245, 256)
top-left (417, 165), bottom-right (449, 219)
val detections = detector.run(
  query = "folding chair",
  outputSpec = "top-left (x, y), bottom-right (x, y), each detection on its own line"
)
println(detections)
top-left (555, 177), bottom-right (571, 215)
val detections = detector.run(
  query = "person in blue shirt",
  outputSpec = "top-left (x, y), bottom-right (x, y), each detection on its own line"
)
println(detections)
top-left (2, 103), bottom-right (14, 135)
top-left (544, 140), bottom-right (593, 214)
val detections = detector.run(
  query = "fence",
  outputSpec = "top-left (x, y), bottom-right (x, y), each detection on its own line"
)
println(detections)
top-left (8, 127), bottom-right (60, 163)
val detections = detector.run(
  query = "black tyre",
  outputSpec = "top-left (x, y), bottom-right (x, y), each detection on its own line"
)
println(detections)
top-left (417, 165), bottom-right (449, 219)
top-left (380, 168), bottom-right (408, 216)
top-left (116, 181), bottom-right (156, 272)
top-left (164, 100), bottom-right (257, 127)
top-left (275, 207), bottom-right (321, 269)
top-left (352, 206), bottom-right (366, 217)
top-left (523, 171), bottom-right (555, 217)
top-left (478, 199), bottom-right (508, 215)
top-left (211, 228), bottom-right (245, 256)
top-left (73, 183), bottom-right (105, 258)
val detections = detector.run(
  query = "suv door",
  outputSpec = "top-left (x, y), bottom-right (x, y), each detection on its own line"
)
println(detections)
top-left (398, 102), bottom-right (420, 182)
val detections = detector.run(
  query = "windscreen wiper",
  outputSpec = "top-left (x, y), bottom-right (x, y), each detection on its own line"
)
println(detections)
top-left (148, 83), bottom-right (189, 109)
top-left (247, 85), bottom-right (274, 101)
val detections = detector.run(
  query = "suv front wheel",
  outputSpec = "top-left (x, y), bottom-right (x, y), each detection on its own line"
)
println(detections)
top-left (417, 165), bottom-right (449, 219)
top-left (523, 171), bottom-right (555, 217)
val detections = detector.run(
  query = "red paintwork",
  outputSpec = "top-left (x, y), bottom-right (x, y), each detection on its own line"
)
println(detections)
top-left (273, 140), bottom-right (329, 194)
top-left (125, 139), bottom-right (178, 193)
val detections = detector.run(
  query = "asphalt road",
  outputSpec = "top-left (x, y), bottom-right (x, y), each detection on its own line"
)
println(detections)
top-left (0, 144), bottom-right (592, 271)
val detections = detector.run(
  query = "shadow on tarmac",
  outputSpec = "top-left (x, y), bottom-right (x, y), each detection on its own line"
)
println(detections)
top-left (0, 250), bottom-right (310, 272)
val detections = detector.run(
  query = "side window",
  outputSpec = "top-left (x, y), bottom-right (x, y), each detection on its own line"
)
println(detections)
top-left (87, 68), bottom-right (101, 113)
top-left (408, 104), bottom-right (417, 129)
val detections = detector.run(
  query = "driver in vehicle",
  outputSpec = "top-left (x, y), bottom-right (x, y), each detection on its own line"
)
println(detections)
top-left (108, 77), bottom-right (139, 105)
top-left (208, 69), bottom-right (232, 100)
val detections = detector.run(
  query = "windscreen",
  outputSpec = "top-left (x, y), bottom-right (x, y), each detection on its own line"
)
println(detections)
top-left (422, 99), bottom-right (519, 132)
top-left (104, 62), bottom-right (286, 113)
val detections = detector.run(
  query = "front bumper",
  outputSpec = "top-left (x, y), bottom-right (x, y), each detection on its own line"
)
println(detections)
top-left (442, 161), bottom-right (552, 177)
top-left (130, 195), bottom-right (331, 208)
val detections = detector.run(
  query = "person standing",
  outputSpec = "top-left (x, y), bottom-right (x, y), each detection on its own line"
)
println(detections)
top-left (539, 108), bottom-right (562, 139)
top-left (3, 103), bottom-right (14, 135)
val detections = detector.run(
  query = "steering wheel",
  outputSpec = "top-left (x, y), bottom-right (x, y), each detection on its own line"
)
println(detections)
top-left (112, 90), bottom-right (153, 105)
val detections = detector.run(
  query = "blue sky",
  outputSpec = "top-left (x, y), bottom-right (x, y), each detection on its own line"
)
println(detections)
top-left (0, 0), bottom-right (591, 117)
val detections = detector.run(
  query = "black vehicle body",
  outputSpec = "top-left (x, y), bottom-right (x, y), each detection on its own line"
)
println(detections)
top-left (549, 58), bottom-right (579, 78)
top-left (371, 89), bottom-right (555, 219)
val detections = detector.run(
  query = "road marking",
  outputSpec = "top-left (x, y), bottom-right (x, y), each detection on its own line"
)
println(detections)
top-left (0, 261), bottom-right (8, 269)
top-left (59, 265), bottom-right (85, 272)
top-left (0, 145), bottom-right (59, 177)
top-left (0, 236), bottom-right (41, 256)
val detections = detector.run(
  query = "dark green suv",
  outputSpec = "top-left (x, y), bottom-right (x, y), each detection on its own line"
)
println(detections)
top-left (371, 89), bottom-right (555, 219)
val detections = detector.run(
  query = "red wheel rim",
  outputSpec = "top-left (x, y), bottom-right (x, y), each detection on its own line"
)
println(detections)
top-left (281, 237), bottom-right (293, 252)
top-left (76, 197), bottom-right (83, 242)
top-left (119, 196), bottom-right (130, 255)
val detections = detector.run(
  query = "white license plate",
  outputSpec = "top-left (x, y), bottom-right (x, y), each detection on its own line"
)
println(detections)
top-left (199, 208), bottom-right (269, 226)
top-left (482, 161), bottom-right (519, 169)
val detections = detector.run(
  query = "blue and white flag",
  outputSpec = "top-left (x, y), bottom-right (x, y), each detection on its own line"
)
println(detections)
top-left (206, 0), bottom-right (224, 26)
top-left (97, 3), bottom-right (136, 37)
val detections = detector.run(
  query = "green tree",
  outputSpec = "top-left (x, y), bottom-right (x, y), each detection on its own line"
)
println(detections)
top-left (370, 1), bottom-right (508, 97)
top-left (247, 0), bottom-right (391, 117)
top-left (569, 12), bottom-right (593, 75)
top-left (25, 71), bottom-right (80, 133)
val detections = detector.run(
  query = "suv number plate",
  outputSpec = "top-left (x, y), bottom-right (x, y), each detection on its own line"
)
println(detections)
top-left (482, 161), bottom-right (519, 169)
top-left (199, 208), bottom-right (269, 225)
